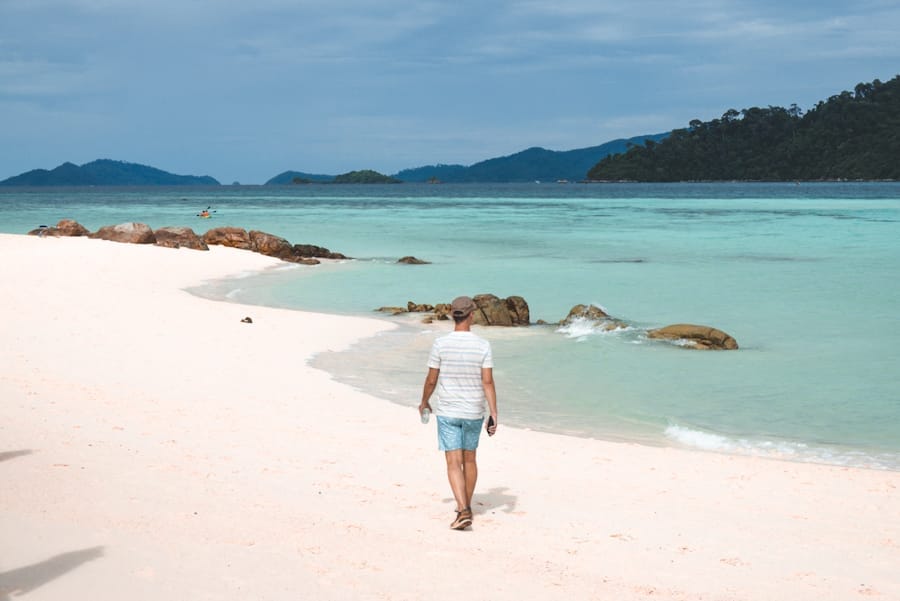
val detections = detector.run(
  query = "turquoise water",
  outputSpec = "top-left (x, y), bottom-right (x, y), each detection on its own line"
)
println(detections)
top-left (2, 183), bottom-right (899, 469)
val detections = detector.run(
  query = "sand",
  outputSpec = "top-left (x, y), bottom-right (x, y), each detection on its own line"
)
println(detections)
top-left (1, 232), bottom-right (898, 601)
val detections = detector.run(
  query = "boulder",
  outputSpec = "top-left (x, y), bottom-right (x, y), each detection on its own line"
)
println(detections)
top-left (90, 222), bottom-right (156, 244)
top-left (647, 324), bottom-right (739, 350)
top-left (28, 219), bottom-right (90, 237)
top-left (375, 306), bottom-right (407, 315)
top-left (154, 226), bottom-right (208, 250)
top-left (560, 303), bottom-right (627, 331)
top-left (398, 256), bottom-right (430, 264)
top-left (203, 227), bottom-right (252, 249)
top-left (292, 244), bottom-right (348, 260)
top-left (407, 302), bottom-right (434, 312)
top-left (433, 303), bottom-right (451, 320)
top-left (249, 230), bottom-right (294, 260)
top-left (472, 294), bottom-right (530, 326)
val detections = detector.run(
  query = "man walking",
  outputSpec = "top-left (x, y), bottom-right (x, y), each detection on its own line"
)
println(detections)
top-left (419, 296), bottom-right (498, 530)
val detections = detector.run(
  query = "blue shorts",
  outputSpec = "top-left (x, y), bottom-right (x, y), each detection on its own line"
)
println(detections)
top-left (436, 415), bottom-right (484, 451)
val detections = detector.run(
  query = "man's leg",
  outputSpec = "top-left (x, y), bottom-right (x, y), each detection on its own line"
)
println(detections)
top-left (463, 449), bottom-right (478, 510)
top-left (444, 450), bottom-right (468, 512)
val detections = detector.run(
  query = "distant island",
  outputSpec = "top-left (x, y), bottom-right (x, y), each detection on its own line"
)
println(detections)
top-left (587, 75), bottom-right (900, 182)
top-left (0, 159), bottom-right (220, 186)
top-left (392, 135), bottom-right (667, 183)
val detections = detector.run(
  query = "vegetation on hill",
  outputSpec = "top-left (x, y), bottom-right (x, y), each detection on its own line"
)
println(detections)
top-left (587, 75), bottom-right (900, 182)
top-left (332, 170), bottom-right (401, 184)
top-left (0, 159), bottom-right (219, 186)
top-left (265, 170), bottom-right (336, 184)
top-left (395, 135), bottom-right (667, 183)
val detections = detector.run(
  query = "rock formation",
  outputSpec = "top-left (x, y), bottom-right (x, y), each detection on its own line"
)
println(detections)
top-left (27, 219), bottom-right (90, 237)
top-left (398, 256), bottom-right (430, 264)
top-left (395, 294), bottom-right (529, 326)
top-left (202, 227), bottom-right (252, 249)
top-left (560, 304), bottom-right (628, 331)
top-left (153, 226), bottom-right (208, 250)
top-left (647, 324), bottom-right (739, 350)
top-left (90, 222), bottom-right (156, 244)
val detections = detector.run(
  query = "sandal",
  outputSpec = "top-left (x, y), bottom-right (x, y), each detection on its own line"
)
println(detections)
top-left (451, 507), bottom-right (473, 530)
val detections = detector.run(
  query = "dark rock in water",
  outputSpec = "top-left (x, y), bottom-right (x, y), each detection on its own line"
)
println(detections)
top-left (203, 227), bottom-right (252, 249)
top-left (249, 230), bottom-right (294, 260)
top-left (292, 244), bottom-right (348, 260)
top-left (407, 301), bottom-right (434, 312)
top-left (154, 226), bottom-right (208, 250)
top-left (380, 295), bottom-right (528, 325)
top-left (560, 303), bottom-right (628, 331)
top-left (90, 222), bottom-right (156, 244)
top-left (398, 256), bottom-right (430, 264)
top-left (472, 294), bottom-right (530, 326)
top-left (647, 324), bottom-right (739, 350)
top-left (28, 219), bottom-right (90, 237)
top-left (375, 306), bottom-right (407, 315)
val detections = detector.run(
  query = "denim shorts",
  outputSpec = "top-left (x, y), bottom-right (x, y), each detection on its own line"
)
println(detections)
top-left (436, 415), bottom-right (484, 451)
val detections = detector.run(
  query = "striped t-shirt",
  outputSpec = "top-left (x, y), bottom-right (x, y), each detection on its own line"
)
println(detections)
top-left (427, 331), bottom-right (494, 419)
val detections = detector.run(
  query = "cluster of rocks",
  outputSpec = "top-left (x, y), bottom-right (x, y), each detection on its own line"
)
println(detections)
top-left (378, 296), bottom-right (738, 350)
top-left (28, 219), bottom-right (346, 265)
top-left (378, 293), bottom-right (530, 326)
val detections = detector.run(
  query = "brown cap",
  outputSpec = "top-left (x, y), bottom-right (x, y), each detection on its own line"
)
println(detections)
top-left (450, 295), bottom-right (476, 318)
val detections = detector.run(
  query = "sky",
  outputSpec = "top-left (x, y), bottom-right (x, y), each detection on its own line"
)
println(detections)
top-left (1, 1), bottom-right (898, 184)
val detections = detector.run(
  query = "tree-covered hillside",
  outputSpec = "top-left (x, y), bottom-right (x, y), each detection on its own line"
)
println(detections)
top-left (396, 135), bottom-right (667, 183)
top-left (587, 75), bottom-right (900, 182)
top-left (0, 159), bottom-right (219, 186)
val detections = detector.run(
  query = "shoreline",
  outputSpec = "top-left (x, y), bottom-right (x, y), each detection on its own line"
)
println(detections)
top-left (2, 233), bottom-right (898, 600)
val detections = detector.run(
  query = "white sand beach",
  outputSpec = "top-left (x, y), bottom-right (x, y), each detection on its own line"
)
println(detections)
top-left (1, 232), bottom-right (898, 601)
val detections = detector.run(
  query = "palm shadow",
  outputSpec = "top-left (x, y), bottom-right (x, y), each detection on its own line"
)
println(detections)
top-left (0, 547), bottom-right (105, 600)
top-left (0, 450), bottom-right (33, 463)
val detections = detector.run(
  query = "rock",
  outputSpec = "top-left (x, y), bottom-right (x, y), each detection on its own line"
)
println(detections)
top-left (56, 219), bottom-right (90, 236)
top-left (433, 303), bottom-right (451, 320)
top-left (154, 226), bottom-right (208, 250)
top-left (375, 306), bottom-right (407, 315)
top-left (241, 317), bottom-right (253, 323)
top-left (560, 303), bottom-right (628, 331)
top-left (249, 230), bottom-right (294, 260)
top-left (647, 324), bottom-right (739, 350)
top-left (407, 302), bottom-right (434, 312)
top-left (472, 294), bottom-right (530, 326)
top-left (398, 256), bottom-right (430, 264)
top-left (292, 244), bottom-right (348, 260)
top-left (90, 222), bottom-right (156, 244)
top-left (28, 219), bottom-right (91, 237)
top-left (203, 227), bottom-right (252, 249)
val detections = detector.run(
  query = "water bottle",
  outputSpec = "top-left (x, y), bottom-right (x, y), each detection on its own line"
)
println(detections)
top-left (420, 408), bottom-right (431, 424)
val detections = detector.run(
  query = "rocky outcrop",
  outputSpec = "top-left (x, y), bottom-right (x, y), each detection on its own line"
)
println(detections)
top-left (202, 227), bottom-right (252, 249)
top-left (398, 256), bottom-right (430, 264)
top-left (397, 294), bottom-right (529, 326)
top-left (28, 219), bottom-right (90, 237)
top-left (154, 226), bottom-right (208, 250)
top-left (560, 304), bottom-right (628, 331)
top-left (647, 324), bottom-right (739, 350)
top-left (249, 230), bottom-right (295, 260)
top-left (375, 306), bottom-right (407, 315)
top-left (90, 222), bottom-right (156, 244)
top-left (293, 244), bottom-right (348, 260)
top-left (471, 294), bottom-right (529, 326)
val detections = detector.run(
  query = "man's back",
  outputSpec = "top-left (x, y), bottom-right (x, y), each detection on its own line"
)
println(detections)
top-left (427, 331), bottom-right (493, 419)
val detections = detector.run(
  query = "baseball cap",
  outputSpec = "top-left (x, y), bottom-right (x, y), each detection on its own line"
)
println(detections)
top-left (450, 295), bottom-right (476, 318)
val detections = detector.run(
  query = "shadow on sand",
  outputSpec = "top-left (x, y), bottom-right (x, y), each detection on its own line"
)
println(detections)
top-left (0, 450), bottom-right (33, 463)
top-left (474, 486), bottom-right (518, 514)
top-left (0, 547), bottom-right (105, 600)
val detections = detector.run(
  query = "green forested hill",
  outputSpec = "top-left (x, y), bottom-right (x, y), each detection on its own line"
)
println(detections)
top-left (587, 75), bottom-right (900, 182)
top-left (395, 134), bottom-right (667, 183)
top-left (0, 159), bottom-right (220, 186)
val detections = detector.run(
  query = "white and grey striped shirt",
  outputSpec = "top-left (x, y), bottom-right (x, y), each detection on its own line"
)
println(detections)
top-left (427, 331), bottom-right (494, 419)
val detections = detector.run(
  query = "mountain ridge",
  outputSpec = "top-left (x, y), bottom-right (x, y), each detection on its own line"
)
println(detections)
top-left (0, 159), bottom-right (219, 186)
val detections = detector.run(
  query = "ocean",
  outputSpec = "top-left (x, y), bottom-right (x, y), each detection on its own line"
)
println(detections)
top-left (2, 183), bottom-right (898, 470)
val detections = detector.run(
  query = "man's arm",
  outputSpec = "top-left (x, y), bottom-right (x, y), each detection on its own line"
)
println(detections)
top-left (482, 367), bottom-right (497, 435)
top-left (419, 367), bottom-right (439, 416)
